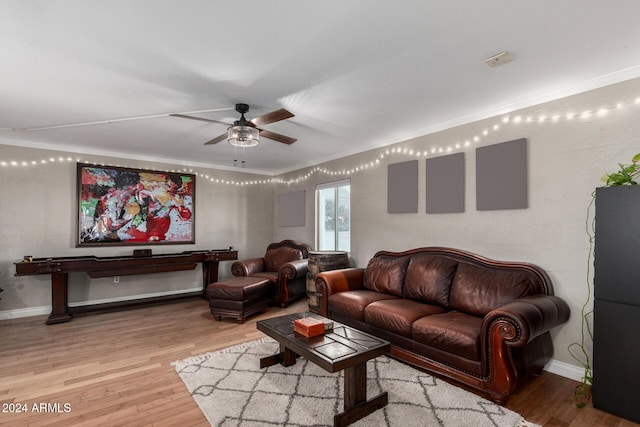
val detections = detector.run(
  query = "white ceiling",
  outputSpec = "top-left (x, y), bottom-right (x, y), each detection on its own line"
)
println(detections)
top-left (2, 1), bottom-right (640, 175)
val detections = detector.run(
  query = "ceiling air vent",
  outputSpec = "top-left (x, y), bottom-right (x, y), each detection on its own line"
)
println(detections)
top-left (484, 51), bottom-right (513, 68)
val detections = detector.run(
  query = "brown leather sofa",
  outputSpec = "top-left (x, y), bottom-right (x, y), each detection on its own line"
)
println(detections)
top-left (315, 247), bottom-right (570, 404)
top-left (231, 240), bottom-right (312, 307)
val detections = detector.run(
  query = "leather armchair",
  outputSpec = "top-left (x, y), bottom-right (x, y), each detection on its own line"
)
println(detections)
top-left (231, 240), bottom-right (312, 307)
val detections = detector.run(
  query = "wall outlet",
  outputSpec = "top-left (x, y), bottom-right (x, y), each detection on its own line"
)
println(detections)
top-left (113, 276), bottom-right (120, 284)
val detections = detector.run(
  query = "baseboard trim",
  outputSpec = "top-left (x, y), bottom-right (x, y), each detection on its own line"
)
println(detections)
top-left (544, 358), bottom-right (585, 382)
top-left (0, 287), bottom-right (202, 321)
top-left (0, 305), bottom-right (51, 320)
top-left (66, 287), bottom-right (202, 308)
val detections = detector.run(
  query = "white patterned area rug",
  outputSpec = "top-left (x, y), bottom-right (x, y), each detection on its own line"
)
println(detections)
top-left (173, 337), bottom-right (539, 427)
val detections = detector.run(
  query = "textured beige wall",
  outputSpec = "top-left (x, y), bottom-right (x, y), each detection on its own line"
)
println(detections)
top-left (0, 146), bottom-right (274, 311)
top-left (274, 76), bottom-right (640, 368)
top-left (2, 76), bottom-right (640, 370)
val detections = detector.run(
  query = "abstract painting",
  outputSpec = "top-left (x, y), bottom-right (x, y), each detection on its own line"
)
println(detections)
top-left (77, 163), bottom-right (195, 246)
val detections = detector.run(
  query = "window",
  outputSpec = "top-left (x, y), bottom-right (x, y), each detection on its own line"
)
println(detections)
top-left (316, 179), bottom-right (350, 251)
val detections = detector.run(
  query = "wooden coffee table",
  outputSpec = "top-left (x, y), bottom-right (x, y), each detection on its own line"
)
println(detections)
top-left (256, 312), bottom-right (391, 427)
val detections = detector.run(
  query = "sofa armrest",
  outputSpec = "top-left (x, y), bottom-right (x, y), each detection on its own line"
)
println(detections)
top-left (483, 294), bottom-right (571, 347)
top-left (280, 259), bottom-right (308, 280)
top-left (480, 294), bottom-right (570, 401)
top-left (231, 258), bottom-right (265, 277)
top-left (315, 268), bottom-right (365, 316)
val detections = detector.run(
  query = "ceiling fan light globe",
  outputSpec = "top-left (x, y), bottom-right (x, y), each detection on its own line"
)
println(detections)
top-left (227, 125), bottom-right (259, 147)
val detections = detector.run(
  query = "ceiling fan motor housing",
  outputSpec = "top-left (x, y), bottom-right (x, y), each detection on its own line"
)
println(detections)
top-left (235, 103), bottom-right (250, 114)
top-left (234, 103), bottom-right (254, 127)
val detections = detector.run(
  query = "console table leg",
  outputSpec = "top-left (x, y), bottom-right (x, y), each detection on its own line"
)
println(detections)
top-left (46, 273), bottom-right (72, 324)
top-left (201, 260), bottom-right (220, 295)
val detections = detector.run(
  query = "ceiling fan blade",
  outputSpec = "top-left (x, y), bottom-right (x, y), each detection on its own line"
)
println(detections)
top-left (204, 133), bottom-right (227, 145)
top-left (170, 113), bottom-right (230, 126)
top-left (259, 129), bottom-right (297, 145)
top-left (250, 108), bottom-right (294, 126)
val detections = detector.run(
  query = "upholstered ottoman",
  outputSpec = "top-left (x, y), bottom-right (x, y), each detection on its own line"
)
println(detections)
top-left (205, 276), bottom-right (273, 323)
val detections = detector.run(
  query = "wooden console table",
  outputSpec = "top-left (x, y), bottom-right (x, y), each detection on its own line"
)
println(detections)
top-left (14, 249), bottom-right (238, 324)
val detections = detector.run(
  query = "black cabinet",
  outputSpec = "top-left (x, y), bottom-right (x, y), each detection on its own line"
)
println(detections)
top-left (593, 186), bottom-right (640, 423)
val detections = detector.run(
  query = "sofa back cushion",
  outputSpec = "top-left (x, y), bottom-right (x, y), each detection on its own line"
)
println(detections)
top-left (450, 262), bottom-right (534, 316)
top-left (364, 255), bottom-right (410, 297)
top-left (403, 254), bottom-right (458, 307)
top-left (264, 247), bottom-right (303, 272)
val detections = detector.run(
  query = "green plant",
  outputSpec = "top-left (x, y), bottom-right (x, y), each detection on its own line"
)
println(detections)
top-left (601, 153), bottom-right (640, 186)
top-left (568, 191), bottom-right (595, 408)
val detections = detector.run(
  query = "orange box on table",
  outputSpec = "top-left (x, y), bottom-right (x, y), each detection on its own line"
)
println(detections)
top-left (293, 317), bottom-right (326, 337)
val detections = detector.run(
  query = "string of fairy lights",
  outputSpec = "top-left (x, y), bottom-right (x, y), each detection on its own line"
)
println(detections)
top-left (2, 96), bottom-right (639, 186)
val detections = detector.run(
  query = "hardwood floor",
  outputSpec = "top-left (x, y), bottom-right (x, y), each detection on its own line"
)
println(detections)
top-left (0, 298), bottom-right (636, 427)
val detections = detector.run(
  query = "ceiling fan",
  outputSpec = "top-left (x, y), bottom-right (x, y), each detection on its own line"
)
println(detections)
top-left (170, 103), bottom-right (297, 146)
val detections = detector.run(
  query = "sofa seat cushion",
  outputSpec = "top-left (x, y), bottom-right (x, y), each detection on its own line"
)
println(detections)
top-left (328, 290), bottom-right (398, 321)
top-left (364, 299), bottom-right (448, 337)
top-left (411, 311), bottom-right (483, 361)
top-left (249, 271), bottom-right (279, 285)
